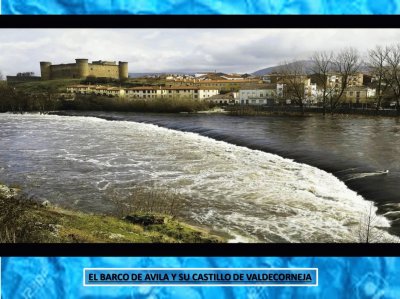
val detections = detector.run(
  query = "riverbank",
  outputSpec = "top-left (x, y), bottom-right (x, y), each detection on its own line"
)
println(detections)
top-left (0, 184), bottom-right (224, 243)
top-left (226, 105), bottom-right (400, 117)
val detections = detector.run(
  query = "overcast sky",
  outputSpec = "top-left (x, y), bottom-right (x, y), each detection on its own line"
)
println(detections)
top-left (1, 29), bottom-right (400, 76)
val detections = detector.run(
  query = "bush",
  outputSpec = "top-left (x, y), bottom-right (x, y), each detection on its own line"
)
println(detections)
top-left (0, 193), bottom-right (58, 243)
top-left (109, 186), bottom-right (189, 219)
top-left (60, 94), bottom-right (213, 113)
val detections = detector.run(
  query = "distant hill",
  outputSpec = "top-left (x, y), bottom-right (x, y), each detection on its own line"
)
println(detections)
top-left (252, 60), bottom-right (370, 76)
top-left (252, 60), bottom-right (314, 76)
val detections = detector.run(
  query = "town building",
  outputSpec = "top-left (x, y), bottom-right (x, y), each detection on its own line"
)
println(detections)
top-left (304, 81), bottom-right (318, 104)
top-left (310, 72), bottom-right (372, 90)
top-left (207, 92), bottom-right (239, 105)
top-left (66, 85), bottom-right (126, 97)
top-left (125, 86), bottom-right (219, 99)
top-left (169, 79), bottom-right (262, 92)
top-left (344, 86), bottom-right (376, 103)
top-left (220, 74), bottom-right (245, 80)
top-left (239, 84), bottom-right (277, 105)
top-left (67, 85), bottom-right (219, 100)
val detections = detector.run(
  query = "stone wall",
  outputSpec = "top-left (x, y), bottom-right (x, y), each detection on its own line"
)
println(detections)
top-left (40, 59), bottom-right (129, 80)
top-left (89, 64), bottom-right (119, 79)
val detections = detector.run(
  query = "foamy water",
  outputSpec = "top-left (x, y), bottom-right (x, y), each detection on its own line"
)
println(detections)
top-left (0, 114), bottom-right (396, 242)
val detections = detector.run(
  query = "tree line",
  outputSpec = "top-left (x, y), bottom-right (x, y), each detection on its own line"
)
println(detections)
top-left (278, 45), bottom-right (400, 115)
top-left (0, 73), bottom-right (60, 113)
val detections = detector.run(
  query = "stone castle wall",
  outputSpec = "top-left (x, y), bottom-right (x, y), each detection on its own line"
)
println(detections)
top-left (40, 59), bottom-right (128, 80)
top-left (89, 64), bottom-right (119, 78)
top-left (48, 64), bottom-right (78, 79)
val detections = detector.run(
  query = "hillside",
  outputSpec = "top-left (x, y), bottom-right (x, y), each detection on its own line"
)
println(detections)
top-left (252, 60), bottom-right (314, 76)
top-left (252, 60), bottom-right (370, 76)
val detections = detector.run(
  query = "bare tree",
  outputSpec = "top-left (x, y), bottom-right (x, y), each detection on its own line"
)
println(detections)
top-left (357, 202), bottom-right (388, 243)
top-left (368, 45), bottom-right (390, 110)
top-left (385, 44), bottom-right (400, 113)
top-left (277, 60), bottom-right (307, 114)
top-left (310, 51), bottom-right (334, 115)
top-left (329, 48), bottom-right (361, 113)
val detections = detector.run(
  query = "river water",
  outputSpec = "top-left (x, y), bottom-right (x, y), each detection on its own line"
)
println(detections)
top-left (0, 112), bottom-right (399, 243)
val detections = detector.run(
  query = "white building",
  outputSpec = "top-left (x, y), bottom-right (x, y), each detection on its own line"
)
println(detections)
top-left (207, 92), bottom-right (239, 105)
top-left (304, 82), bottom-right (318, 104)
top-left (67, 85), bottom-right (219, 100)
top-left (239, 84), bottom-right (277, 105)
top-left (220, 74), bottom-right (244, 80)
top-left (66, 85), bottom-right (125, 97)
top-left (276, 83), bottom-right (284, 98)
top-left (125, 86), bottom-right (219, 100)
top-left (125, 86), bottom-right (161, 99)
top-left (344, 86), bottom-right (376, 103)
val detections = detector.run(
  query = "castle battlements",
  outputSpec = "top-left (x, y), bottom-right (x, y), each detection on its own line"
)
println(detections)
top-left (39, 59), bottom-right (128, 80)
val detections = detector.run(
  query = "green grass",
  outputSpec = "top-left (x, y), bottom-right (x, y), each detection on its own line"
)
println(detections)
top-left (0, 184), bottom-right (223, 243)
top-left (10, 79), bottom-right (81, 93)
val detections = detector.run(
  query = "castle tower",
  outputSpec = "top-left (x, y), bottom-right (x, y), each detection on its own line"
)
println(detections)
top-left (118, 61), bottom-right (128, 80)
top-left (40, 61), bottom-right (52, 80)
top-left (75, 58), bottom-right (89, 78)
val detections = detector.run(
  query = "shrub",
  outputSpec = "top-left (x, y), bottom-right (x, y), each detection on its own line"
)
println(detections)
top-left (109, 186), bottom-right (189, 219)
top-left (61, 94), bottom-right (213, 113)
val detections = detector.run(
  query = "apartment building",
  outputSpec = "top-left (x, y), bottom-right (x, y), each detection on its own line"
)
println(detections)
top-left (66, 85), bottom-right (126, 97)
top-left (125, 86), bottom-right (219, 99)
top-left (344, 86), bottom-right (376, 103)
top-left (239, 84), bottom-right (277, 105)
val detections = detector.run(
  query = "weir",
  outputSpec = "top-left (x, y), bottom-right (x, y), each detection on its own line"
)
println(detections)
top-left (0, 113), bottom-right (398, 243)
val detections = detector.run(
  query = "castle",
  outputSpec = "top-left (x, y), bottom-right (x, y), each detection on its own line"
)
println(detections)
top-left (40, 59), bottom-right (128, 80)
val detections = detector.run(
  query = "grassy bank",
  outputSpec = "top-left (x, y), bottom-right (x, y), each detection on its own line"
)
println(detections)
top-left (8, 79), bottom-right (81, 93)
top-left (0, 184), bottom-right (223, 243)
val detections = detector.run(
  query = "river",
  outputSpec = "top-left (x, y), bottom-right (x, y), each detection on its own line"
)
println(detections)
top-left (0, 111), bottom-right (399, 243)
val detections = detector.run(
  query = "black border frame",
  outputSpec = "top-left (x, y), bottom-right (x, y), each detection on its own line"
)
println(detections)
top-left (0, 15), bottom-right (398, 28)
top-left (1, 244), bottom-right (399, 256)
top-left (0, 15), bottom-right (399, 257)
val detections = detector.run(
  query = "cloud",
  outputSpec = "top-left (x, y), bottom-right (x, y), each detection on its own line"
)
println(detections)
top-left (0, 29), bottom-right (400, 76)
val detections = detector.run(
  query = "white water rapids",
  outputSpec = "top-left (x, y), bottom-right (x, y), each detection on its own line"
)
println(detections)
top-left (0, 114), bottom-right (396, 242)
